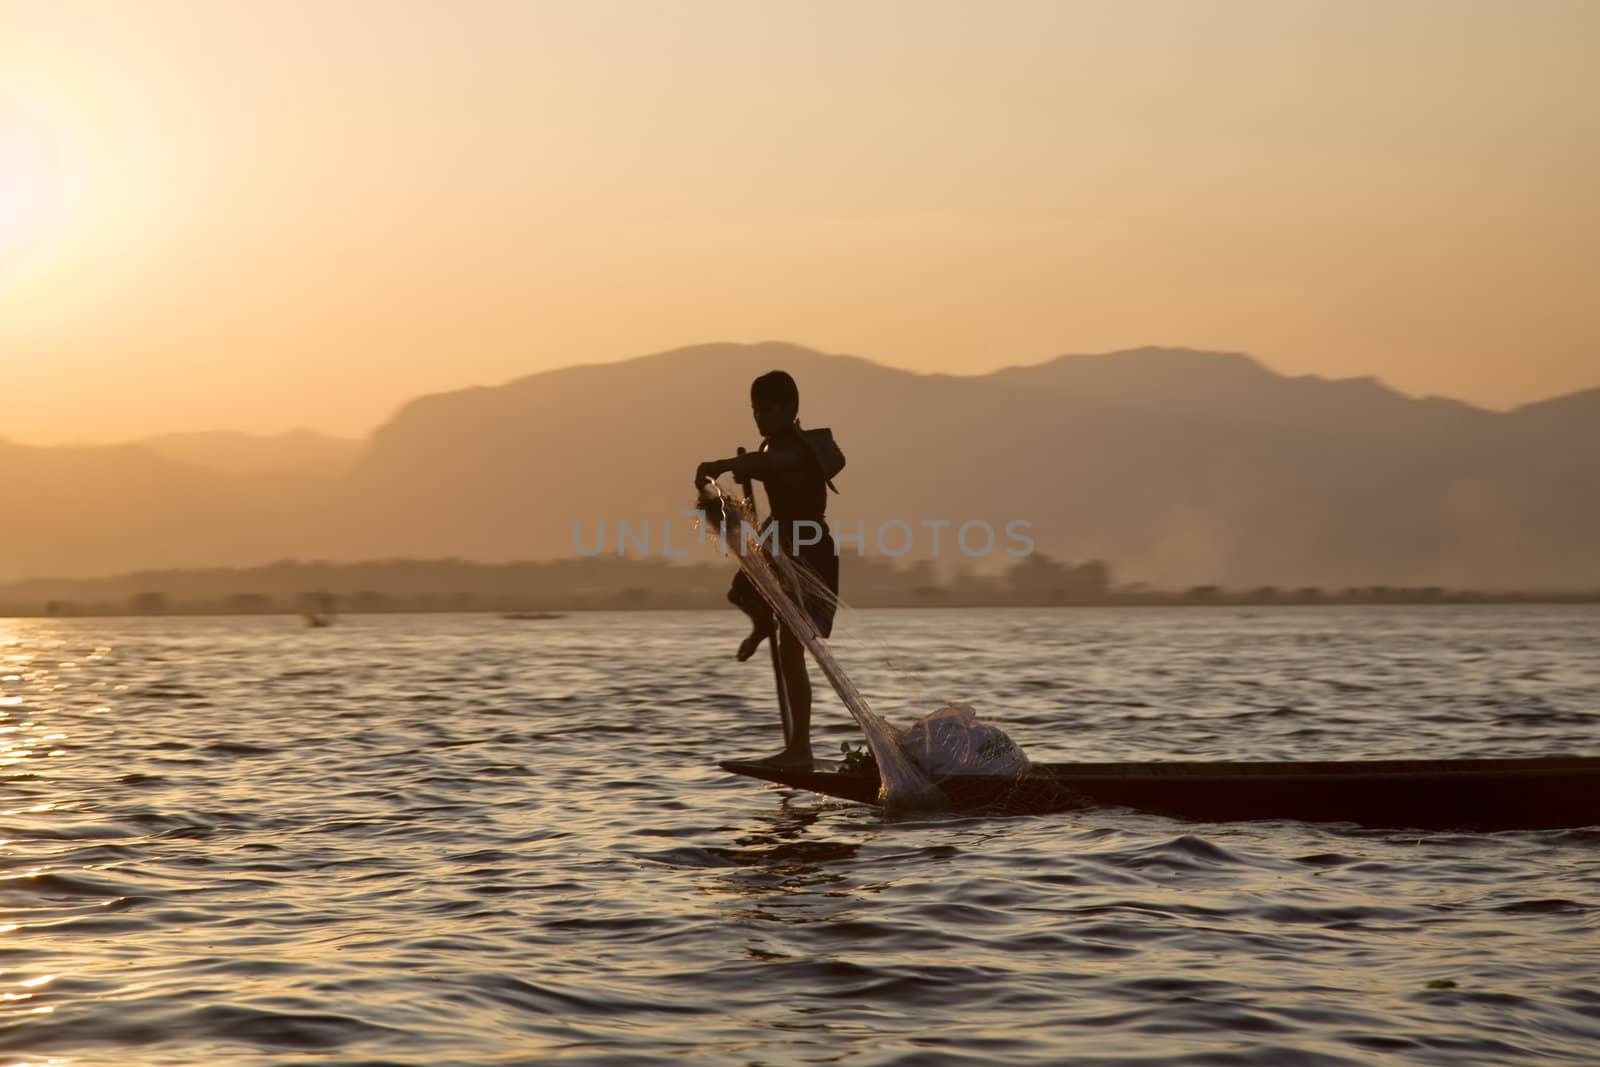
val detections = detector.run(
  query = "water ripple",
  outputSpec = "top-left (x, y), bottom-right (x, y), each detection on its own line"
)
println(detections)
top-left (0, 607), bottom-right (1595, 1064)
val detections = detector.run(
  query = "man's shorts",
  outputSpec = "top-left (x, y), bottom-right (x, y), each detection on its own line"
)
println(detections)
top-left (727, 533), bottom-right (839, 638)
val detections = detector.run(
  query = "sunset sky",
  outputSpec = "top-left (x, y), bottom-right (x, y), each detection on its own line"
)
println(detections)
top-left (2, 0), bottom-right (1597, 444)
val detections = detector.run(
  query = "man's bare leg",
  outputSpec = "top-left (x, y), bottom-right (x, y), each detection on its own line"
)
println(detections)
top-left (753, 625), bottom-right (813, 767)
top-left (737, 619), bottom-right (773, 662)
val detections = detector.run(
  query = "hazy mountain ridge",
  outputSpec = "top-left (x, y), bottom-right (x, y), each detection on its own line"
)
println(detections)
top-left (0, 434), bottom-right (339, 582)
top-left (2, 343), bottom-right (1596, 588)
top-left (136, 430), bottom-right (363, 476)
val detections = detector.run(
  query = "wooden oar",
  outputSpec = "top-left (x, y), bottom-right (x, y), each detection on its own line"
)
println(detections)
top-left (735, 447), bottom-right (794, 749)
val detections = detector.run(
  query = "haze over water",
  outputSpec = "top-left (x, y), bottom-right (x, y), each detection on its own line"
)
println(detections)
top-left (3, 606), bottom-right (1597, 1065)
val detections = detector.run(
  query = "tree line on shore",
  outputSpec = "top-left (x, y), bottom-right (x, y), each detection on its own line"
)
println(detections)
top-left (3, 554), bottom-right (1595, 618)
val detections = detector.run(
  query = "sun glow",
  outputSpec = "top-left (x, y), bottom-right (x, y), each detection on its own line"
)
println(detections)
top-left (0, 107), bottom-right (70, 267)
top-left (0, 72), bottom-right (186, 353)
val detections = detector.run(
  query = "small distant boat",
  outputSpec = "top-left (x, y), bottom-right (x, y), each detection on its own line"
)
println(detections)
top-left (720, 756), bottom-right (1600, 831)
top-left (500, 612), bottom-right (566, 621)
top-left (299, 590), bottom-right (339, 628)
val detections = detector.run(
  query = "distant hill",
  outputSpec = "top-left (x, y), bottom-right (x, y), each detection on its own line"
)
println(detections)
top-left (0, 436), bottom-right (336, 581)
top-left (2, 342), bottom-right (1597, 589)
top-left (136, 429), bottom-right (362, 476)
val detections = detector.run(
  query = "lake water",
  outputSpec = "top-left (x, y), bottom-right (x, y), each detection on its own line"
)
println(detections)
top-left (2, 606), bottom-right (1598, 1065)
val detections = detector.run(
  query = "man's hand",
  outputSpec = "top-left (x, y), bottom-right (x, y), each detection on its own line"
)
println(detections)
top-left (694, 460), bottom-right (724, 488)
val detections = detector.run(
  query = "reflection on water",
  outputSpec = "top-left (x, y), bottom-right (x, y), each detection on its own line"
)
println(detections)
top-left (0, 608), bottom-right (1597, 1064)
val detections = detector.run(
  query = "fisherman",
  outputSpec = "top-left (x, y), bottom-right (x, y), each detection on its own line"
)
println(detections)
top-left (694, 370), bottom-right (845, 768)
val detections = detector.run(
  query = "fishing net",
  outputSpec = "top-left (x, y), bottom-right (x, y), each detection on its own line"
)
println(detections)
top-left (696, 480), bottom-right (1031, 812)
top-left (896, 703), bottom-right (1030, 778)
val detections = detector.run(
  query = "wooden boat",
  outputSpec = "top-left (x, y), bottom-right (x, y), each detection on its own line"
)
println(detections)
top-left (719, 755), bottom-right (1600, 830)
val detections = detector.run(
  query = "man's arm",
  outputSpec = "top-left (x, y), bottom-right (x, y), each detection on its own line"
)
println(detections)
top-left (695, 444), bottom-right (808, 487)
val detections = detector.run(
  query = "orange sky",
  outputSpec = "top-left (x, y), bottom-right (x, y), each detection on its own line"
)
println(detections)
top-left (2, 0), bottom-right (1597, 444)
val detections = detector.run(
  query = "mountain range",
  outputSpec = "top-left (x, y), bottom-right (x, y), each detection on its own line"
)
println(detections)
top-left (135, 430), bottom-right (362, 477)
top-left (4, 342), bottom-right (1597, 590)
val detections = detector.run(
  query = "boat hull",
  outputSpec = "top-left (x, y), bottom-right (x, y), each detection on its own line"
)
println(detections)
top-left (718, 756), bottom-right (1600, 830)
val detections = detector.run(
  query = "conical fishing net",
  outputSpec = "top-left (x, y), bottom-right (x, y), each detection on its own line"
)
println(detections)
top-left (696, 480), bottom-right (1032, 811)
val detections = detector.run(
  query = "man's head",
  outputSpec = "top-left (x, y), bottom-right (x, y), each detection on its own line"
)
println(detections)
top-left (750, 370), bottom-right (799, 438)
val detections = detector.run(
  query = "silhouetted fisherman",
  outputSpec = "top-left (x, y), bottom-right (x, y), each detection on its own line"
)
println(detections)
top-left (694, 371), bottom-right (845, 768)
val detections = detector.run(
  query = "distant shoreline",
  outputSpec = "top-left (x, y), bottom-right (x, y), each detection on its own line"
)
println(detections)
top-left (6, 591), bottom-right (1598, 620)
top-left (4, 555), bottom-right (1596, 620)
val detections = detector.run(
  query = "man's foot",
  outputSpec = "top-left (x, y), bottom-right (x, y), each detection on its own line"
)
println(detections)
top-left (736, 625), bottom-right (773, 662)
top-left (748, 748), bottom-right (814, 769)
